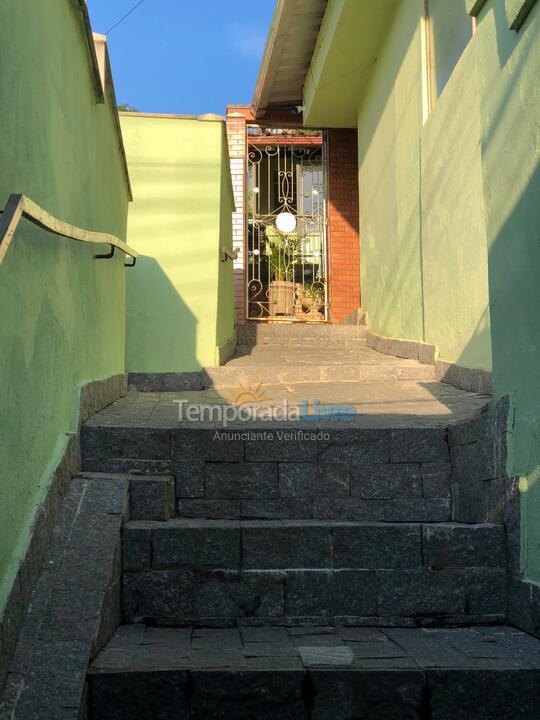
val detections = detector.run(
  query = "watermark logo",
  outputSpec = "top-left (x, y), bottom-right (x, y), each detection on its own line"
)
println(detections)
top-left (174, 384), bottom-right (357, 427)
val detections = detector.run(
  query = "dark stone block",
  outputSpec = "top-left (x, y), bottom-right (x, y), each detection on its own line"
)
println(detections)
top-left (173, 429), bottom-right (244, 462)
top-left (242, 523), bottom-right (332, 569)
top-left (351, 464), bottom-right (422, 499)
top-left (205, 463), bottom-right (278, 498)
top-left (422, 524), bottom-right (505, 569)
top-left (451, 478), bottom-right (487, 523)
top-left (390, 428), bottom-right (449, 463)
top-left (173, 460), bottom-right (206, 498)
top-left (286, 570), bottom-right (378, 616)
top-left (378, 570), bottom-right (468, 617)
top-left (195, 571), bottom-right (285, 619)
top-left (465, 569), bottom-right (507, 616)
top-left (129, 476), bottom-right (176, 521)
top-left (310, 669), bottom-right (424, 720)
top-left (312, 499), bottom-right (385, 522)
top-left (54, 512), bottom-right (123, 592)
top-left (279, 463), bottom-right (350, 497)
top-left (245, 434), bottom-right (317, 462)
top-left (82, 458), bottom-right (171, 475)
top-left (89, 669), bottom-right (190, 720)
top-left (152, 521), bottom-right (241, 569)
top-left (100, 428), bottom-right (172, 461)
top-left (428, 668), bottom-right (540, 720)
top-left (385, 498), bottom-right (450, 522)
top-left (178, 499), bottom-right (242, 519)
top-left (506, 576), bottom-right (540, 637)
top-left (422, 463), bottom-right (451, 498)
top-left (128, 371), bottom-right (203, 391)
top-left (318, 428), bottom-right (389, 463)
top-left (122, 524), bottom-right (152, 572)
top-left (190, 670), bottom-right (306, 720)
top-left (505, 477), bottom-right (522, 574)
top-left (78, 477), bottom-right (130, 516)
top-left (122, 571), bottom-right (195, 622)
top-left (241, 499), bottom-right (313, 520)
top-left (81, 426), bottom-right (101, 460)
top-left (333, 524), bottom-right (422, 569)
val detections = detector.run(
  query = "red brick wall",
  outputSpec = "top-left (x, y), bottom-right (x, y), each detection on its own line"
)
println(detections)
top-left (226, 106), bottom-right (254, 325)
top-left (326, 128), bottom-right (361, 323)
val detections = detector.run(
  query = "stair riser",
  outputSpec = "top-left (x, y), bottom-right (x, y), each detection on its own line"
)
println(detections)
top-left (88, 666), bottom-right (540, 720)
top-left (202, 365), bottom-right (436, 387)
top-left (175, 461), bottom-right (451, 521)
top-left (237, 325), bottom-right (367, 341)
top-left (82, 427), bottom-right (453, 520)
top-left (82, 427), bottom-right (450, 470)
top-left (122, 521), bottom-right (505, 624)
top-left (123, 523), bottom-right (505, 573)
top-left (237, 338), bottom-right (368, 348)
top-left (122, 567), bottom-right (506, 626)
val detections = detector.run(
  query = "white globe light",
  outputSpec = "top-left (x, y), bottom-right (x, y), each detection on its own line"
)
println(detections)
top-left (275, 212), bottom-right (297, 234)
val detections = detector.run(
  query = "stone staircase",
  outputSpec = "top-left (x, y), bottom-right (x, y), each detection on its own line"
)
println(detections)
top-left (78, 324), bottom-right (535, 718)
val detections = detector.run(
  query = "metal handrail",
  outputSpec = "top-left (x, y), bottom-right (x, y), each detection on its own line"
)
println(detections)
top-left (0, 194), bottom-right (138, 267)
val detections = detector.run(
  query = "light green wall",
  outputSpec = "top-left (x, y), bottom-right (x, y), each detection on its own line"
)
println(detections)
top-left (308, 0), bottom-right (540, 577)
top-left (0, 1), bottom-right (130, 608)
top-left (355, 0), bottom-right (492, 368)
top-left (474, 0), bottom-right (540, 577)
top-left (421, 39), bottom-right (492, 370)
top-left (121, 115), bottom-right (236, 372)
top-left (357, 0), bottom-right (425, 344)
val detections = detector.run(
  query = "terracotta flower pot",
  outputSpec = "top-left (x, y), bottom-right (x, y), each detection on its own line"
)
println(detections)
top-left (268, 280), bottom-right (296, 316)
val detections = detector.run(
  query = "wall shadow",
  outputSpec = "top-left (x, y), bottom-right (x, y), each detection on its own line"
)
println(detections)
top-left (126, 256), bottom-right (199, 373)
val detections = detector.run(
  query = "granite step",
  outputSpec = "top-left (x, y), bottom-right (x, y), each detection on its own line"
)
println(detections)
top-left (236, 336), bottom-right (368, 349)
top-left (122, 520), bottom-right (506, 625)
top-left (202, 362), bottom-right (436, 388)
top-left (176, 460), bottom-right (452, 521)
top-left (88, 624), bottom-right (540, 720)
top-left (237, 324), bottom-right (367, 342)
top-left (81, 425), bottom-right (453, 477)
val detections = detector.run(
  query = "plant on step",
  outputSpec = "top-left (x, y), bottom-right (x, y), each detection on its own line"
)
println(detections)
top-left (265, 225), bottom-right (302, 283)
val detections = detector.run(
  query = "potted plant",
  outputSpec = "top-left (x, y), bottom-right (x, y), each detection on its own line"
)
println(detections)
top-left (296, 281), bottom-right (325, 320)
top-left (265, 226), bottom-right (302, 317)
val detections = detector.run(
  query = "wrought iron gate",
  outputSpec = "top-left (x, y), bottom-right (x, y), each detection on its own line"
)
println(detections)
top-left (246, 132), bottom-right (327, 321)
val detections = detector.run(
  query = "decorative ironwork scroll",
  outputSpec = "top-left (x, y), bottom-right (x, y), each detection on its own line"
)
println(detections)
top-left (246, 131), bottom-right (327, 322)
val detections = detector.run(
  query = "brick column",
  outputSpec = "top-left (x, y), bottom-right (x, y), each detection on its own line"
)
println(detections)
top-left (326, 128), bottom-right (361, 324)
top-left (226, 105), bottom-right (253, 325)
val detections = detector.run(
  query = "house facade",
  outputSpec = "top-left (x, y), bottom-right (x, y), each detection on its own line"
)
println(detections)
top-left (239, 0), bottom-right (540, 587)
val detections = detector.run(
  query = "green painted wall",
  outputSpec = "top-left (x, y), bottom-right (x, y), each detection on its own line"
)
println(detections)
top-left (308, 0), bottom-right (540, 576)
top-left (0, 1), bottom-right (130, 609)
top-left (474, 0), bottom-right (540, 577)
top-left (121, 115), bottom-right (236, 372)
top-left (421, 38), bottom-right (492, 370)
top-left (353, 0), bottom-right (492, 368)
top-left (356, 0), bottom-right (425, 344)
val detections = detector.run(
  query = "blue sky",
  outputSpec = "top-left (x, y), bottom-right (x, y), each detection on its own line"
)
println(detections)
top-left (87, 0), bottom-right (275, 115)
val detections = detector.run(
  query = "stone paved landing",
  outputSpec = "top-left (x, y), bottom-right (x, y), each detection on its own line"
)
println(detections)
top-left (87, 380), bottom-right (489, 429)
top-left (93, 625), bottom-right (540, 672)
top-left (89, 625), bottom-right (540, 719)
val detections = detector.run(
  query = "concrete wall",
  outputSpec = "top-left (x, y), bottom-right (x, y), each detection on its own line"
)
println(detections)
top-left (121, 115), bottom-right (236, 373)
top-left (0, 1), bottom-right (130, 609)
top-left (356, 0), bottom-right (492, 369)
top-left (307, 0), bottom-right (540, 577)
top-left (474, 0), bottom-right (540, 579)
top-left (356, 0), bottom-right (425, 344)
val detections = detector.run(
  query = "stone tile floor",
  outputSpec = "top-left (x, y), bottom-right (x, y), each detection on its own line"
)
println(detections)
top-left (87, 380), bottom-right (490, 428)
top-left (92, 625), bottom-right (540, 672)
top-left (229, 345), bottom-right (427, 366)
